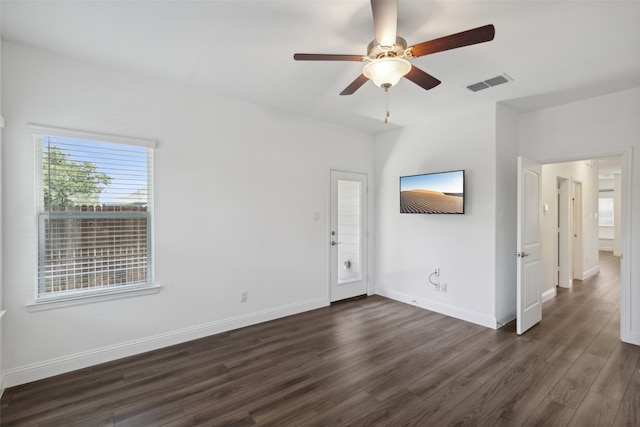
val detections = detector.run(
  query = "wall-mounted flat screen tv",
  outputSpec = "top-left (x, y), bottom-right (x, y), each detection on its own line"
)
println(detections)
top-left (400, 170), bottom-right (465, 214)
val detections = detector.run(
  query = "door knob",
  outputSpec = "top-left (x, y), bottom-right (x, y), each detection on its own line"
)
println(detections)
top-left (331, 241), bottom-right (342, 246)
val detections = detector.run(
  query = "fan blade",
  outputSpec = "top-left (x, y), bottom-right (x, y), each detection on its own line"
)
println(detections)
top-left (409, 24), bottom-right (495, 58)
top-left (340, 74), bottom-right (369, 95)
top-left (294, 53), bottom-right (364, 61)
top-left (404, 66), bottom-right (441, 91)
top-left (371, 0), bottom-right (398, 47)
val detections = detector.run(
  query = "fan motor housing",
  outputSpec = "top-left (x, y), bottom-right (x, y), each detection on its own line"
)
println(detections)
top-left (367, 37), bottom-right (408, 59)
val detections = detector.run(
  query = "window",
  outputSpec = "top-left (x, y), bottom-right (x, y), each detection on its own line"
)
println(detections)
top-left (32, 125), bottom-right (155, 302)
top-left (598, 190), bottom-right (614, 226)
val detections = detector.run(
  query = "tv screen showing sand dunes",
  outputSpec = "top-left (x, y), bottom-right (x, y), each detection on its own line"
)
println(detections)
top-left (400, 170), bottom-right (465, 214)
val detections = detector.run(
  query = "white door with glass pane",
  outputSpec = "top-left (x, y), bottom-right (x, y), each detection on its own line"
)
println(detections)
top-left (330, 171), bottom-right (368, 302)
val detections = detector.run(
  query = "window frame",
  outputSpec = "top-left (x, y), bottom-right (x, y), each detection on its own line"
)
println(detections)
top-left (28, 124), bottom-right (158, 309)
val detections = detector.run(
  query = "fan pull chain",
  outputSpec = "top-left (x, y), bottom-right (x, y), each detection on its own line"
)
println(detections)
top-left (383, 83), bottom-right (391, 124)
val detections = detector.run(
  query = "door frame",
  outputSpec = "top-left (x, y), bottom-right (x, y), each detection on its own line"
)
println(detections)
top-left (523, 148), bottom-right (632, 344)
top-left (328, 170), bottom-right (370, 303)
top-left (555, 176), bottom-right (571, 288)
top-left (571, 179), bottom-right (584, 280)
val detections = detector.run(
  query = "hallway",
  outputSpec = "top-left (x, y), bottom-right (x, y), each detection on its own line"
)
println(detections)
top-left (507, 250), bottom-right (635, 425)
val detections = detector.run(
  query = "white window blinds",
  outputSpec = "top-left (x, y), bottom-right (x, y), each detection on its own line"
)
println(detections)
top-left (34, 127), bottom-right (154, 300)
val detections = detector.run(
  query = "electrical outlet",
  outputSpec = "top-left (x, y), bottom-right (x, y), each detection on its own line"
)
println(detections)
top-left (240, 290), bottom-right (248, 302)
top-left (441, 282), bottom-right (447, 292)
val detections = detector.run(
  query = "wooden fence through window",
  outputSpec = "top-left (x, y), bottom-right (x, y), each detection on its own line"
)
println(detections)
top-left (40, 205), bottom-right (149, 294)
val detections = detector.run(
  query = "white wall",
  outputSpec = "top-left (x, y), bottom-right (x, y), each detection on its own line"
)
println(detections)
top-left (495, 104), bottom-right (518, 326)
top-left (1, 41), bottom-right (375, 386)
top-left (519, 87), bottom-right (640, 345)
top-left (374, 104), bottom-right (501, 328)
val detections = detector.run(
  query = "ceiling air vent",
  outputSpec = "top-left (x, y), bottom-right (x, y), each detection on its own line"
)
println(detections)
top-left (467, 74), bottom-right (512, 92)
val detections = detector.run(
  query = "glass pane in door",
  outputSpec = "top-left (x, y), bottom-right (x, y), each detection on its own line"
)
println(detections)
top-left (337, 180), bottom-right (361, 284)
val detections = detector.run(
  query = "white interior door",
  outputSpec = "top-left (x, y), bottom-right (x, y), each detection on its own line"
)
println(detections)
top-left (330, 170), bottom-right (367, 302)
top-left (517, 157), bottom-right (542, 335)
top-left (572, 180), bottom-right (583, 280)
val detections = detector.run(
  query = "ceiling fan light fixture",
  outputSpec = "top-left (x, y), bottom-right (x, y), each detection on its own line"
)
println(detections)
top-left (363, 57), bottom-right (411, 88)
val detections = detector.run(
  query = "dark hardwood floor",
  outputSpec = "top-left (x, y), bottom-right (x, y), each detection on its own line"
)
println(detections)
top-left (2, 251), bottom-right (638, 426)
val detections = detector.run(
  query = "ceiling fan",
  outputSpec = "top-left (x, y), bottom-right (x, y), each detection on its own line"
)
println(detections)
top-left (294, 0), bottom-right (495, 98)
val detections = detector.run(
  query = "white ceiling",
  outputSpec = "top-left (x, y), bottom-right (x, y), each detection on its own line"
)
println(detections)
top-left (598, 156), bottom-right (623, 177)
top-left (2, 0), bottom-right (639, 134)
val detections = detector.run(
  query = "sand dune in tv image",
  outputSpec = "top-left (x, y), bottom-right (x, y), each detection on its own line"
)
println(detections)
top-left (400, 189), bottom-right (463, 214)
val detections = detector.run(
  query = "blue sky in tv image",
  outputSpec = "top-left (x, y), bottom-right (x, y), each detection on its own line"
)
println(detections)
top-left (400, 170), bottom-right (464, 195)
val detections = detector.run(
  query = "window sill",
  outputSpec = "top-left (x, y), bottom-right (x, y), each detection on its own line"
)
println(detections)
top-left (26, 284), bottom-right (161, 312)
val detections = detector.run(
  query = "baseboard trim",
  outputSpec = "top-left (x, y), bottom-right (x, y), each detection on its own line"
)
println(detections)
top-left (376, 288), bottom-right (499, 329)
top-left (3, 297), bottom-right (328, 387)
top-left (622, 329), bottom-right (640, 346)
top-left (583, 265), bottom-right (601, 280)
top-left (496, 311), bottom-right (516, 329)
top-left (541, 287), bottom-right (557, 303)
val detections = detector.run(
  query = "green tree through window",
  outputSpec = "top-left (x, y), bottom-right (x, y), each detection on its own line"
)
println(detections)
top-left (43, 145), bottom-right (112, 207)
